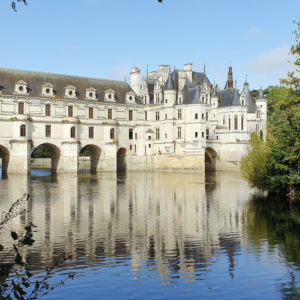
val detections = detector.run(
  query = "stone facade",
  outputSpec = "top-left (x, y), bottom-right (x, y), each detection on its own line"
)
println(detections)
top-left (0, 64), bottom-right (266, 174)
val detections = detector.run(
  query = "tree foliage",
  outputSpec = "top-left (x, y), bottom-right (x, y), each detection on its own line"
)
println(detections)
top-left (240, 132), bottom-right (269, 191)
top-left (241, 20), bottom-right (300, 200)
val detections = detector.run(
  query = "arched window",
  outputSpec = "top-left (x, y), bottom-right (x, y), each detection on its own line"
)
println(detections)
top-left (234, 115), bottom-right (238, 130)
top-left (110, 128), bottom-right (115, 139)
top-left (20, 124), bottom-right (26, 137)
top-left (70, 127), bottom-right (76, 138)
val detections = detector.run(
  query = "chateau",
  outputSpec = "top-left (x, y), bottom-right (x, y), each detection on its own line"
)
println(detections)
top-left (0, 64), bottom-right (266, 174)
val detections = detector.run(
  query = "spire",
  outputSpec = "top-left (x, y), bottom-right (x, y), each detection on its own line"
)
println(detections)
top-left (226, 66), bottom-right (234, 91)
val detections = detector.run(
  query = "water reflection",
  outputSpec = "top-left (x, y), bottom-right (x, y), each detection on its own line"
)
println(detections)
top-left (0, 171), bottom-right (299, 298)
top-left (243, 196), bottom-right (300, 298)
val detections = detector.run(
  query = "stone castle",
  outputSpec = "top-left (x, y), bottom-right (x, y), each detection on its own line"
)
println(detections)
top-left (0, 64), bottom-right (266, 174)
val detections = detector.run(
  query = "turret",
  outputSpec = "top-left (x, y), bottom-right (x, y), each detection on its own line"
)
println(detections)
top-left (130, 67), bottom-right (141, 96)
top-left (163, 73), bottom-right (176, 106)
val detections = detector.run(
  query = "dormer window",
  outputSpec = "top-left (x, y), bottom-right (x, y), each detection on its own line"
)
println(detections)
top-left (126, 91), bottom-right (135, 104)
top-left (15, 80), bottom-right (28, 95)
top-left (65, 85), bottom-right (77, 99)
top-left (104, 89), bottom-right (116, 102)
top-left (85, 87), bottom-right (97, 100)
top-left (42, 83), bottom-right (54, 97)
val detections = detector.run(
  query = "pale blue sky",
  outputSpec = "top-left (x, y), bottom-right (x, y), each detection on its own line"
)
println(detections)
top-left (0, 0), bottom-right (299, 89)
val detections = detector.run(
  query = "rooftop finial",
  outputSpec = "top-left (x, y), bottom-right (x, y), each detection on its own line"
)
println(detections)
top-left (204, 61), bottom-right (206, 74)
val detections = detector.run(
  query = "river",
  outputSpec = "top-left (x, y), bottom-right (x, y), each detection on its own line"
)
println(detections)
top-left (0, 170), bottom-right (299, 299)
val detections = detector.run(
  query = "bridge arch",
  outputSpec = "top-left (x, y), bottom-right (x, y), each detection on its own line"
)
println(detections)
top-left (117, 147), bottom-right (127, 172)
top-left (205, 147), bottom-right (219, 171)
top-left (79, 144), bottom-right (102, 172)
top-left (0, 144), bottom-right (9, 174)
top-left (31, 143), bottom-right (61, 173)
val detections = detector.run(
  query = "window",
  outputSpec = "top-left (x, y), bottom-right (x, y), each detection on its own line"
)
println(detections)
top-left (165, 99), bottom-right (168, 104)
top-left (195, 113), bottom-right (198, 120)
top-left (134, 145), bottom-right (136, 153)
top-left (110, 128), bottom-right (115, 139)
top-left (45, 104), bottom-right (51, 116)
top-left (89, 127), bottom-right (94, 139)
top-left (70, 126), bottom-right (76, 138)
top-left (45, 125), bottom-right (51, 137)
top-left (241, 115), bottom-right (244, 131)
top-left (89, 107), bottom-right (93, 119)
top-left (257, 110), bottom-right (261, 118)
top-left (108, 109), bottom-right (112, 119)
top-left (135, 132), bottom-right (137, 140)
top-left (18, 103), bottom-right (24, 114)
top-left (165, 114), bottom-right (167, 120)
top-left (165, 133), bottom-right (167, 139)
top-left (223, 115), bottom-right (225, 125)
top-left (148, 136), bottom-right (151, 140)
top-left (129, 110), bottom-right (133, 121)
top-left (156, 128), bottom-right (160, 140)
top-left (206, 129), bottom-right (209, 140)
top-left (177, 127), bottom-right (182, 139)
top-left (178, 109), bottom-right (182, 120)
top-left (68, 106), bottom-right (73, 117)
top-left (206, 112), bottom-right (208, 121)
top-left (202, 97), bottom-right (205, 102)
top-left (228, 117), bottom-right (231, 130)
top-left (256, 124), bottom-right (260, 131)
top-left (145, 111), bottom-right (148, 121)
top-left (242, 100), bottom-right (245, 105)
top-left (202, 113), bottom-right (204, 120)
top-left (129, 128), bottom-right (133, 140)
top-left (195, 132), bottom-right (198, 138)
top-left (155, 93), bottom-right (159, 103)
top-left (234, 115), bottom-right (238, 130)
top-left (156, 111), bottom-right (160, 121)
top-left (148, 144), bottom-right (151, 148)
top-left (130, 145), bottom-right (132, 150)
top-left (202, 132), bottom-right (204, 138)
top-left (20, 124), bottom-right (26, 137)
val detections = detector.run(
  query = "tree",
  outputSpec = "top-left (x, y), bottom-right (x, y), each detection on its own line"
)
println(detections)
top-left (11, 0), bottom-right (163, 11)
top-left (11, 0), bottom-right (27, 11)
top-left (241, 20), bottom-right (300, 200)
top-left (240, 132), bottom-right (270, 192)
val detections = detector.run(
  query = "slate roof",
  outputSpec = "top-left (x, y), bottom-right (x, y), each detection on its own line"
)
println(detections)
top-left (163, 74), bottom-right (176, 90)
top-left (218, 89), bottom-right (240, 107)
top-left (182, 82), bottom-right (202, 104)
top-left (218, 84), bottom-right (256, 113)
top-left (0, 67), bottom-right (139, 104)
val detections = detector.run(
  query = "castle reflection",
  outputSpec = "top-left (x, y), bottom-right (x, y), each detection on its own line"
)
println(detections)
top-left (0, 171), bottom-right (252, 282)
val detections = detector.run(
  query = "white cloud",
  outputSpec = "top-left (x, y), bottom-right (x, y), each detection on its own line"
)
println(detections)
top-left (245, 26), bottom-right (266, 40)
top-left (109, 62), bottom-right (133, 81)
top-left (245, 45), bottom-right (294, 75)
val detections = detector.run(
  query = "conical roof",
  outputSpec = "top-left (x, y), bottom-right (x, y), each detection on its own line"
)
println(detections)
top-left (163, 74), bottom-right (176, 90)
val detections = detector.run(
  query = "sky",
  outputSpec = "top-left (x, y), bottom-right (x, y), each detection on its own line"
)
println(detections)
top-left (0, 0), bottom-right (299, 90)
